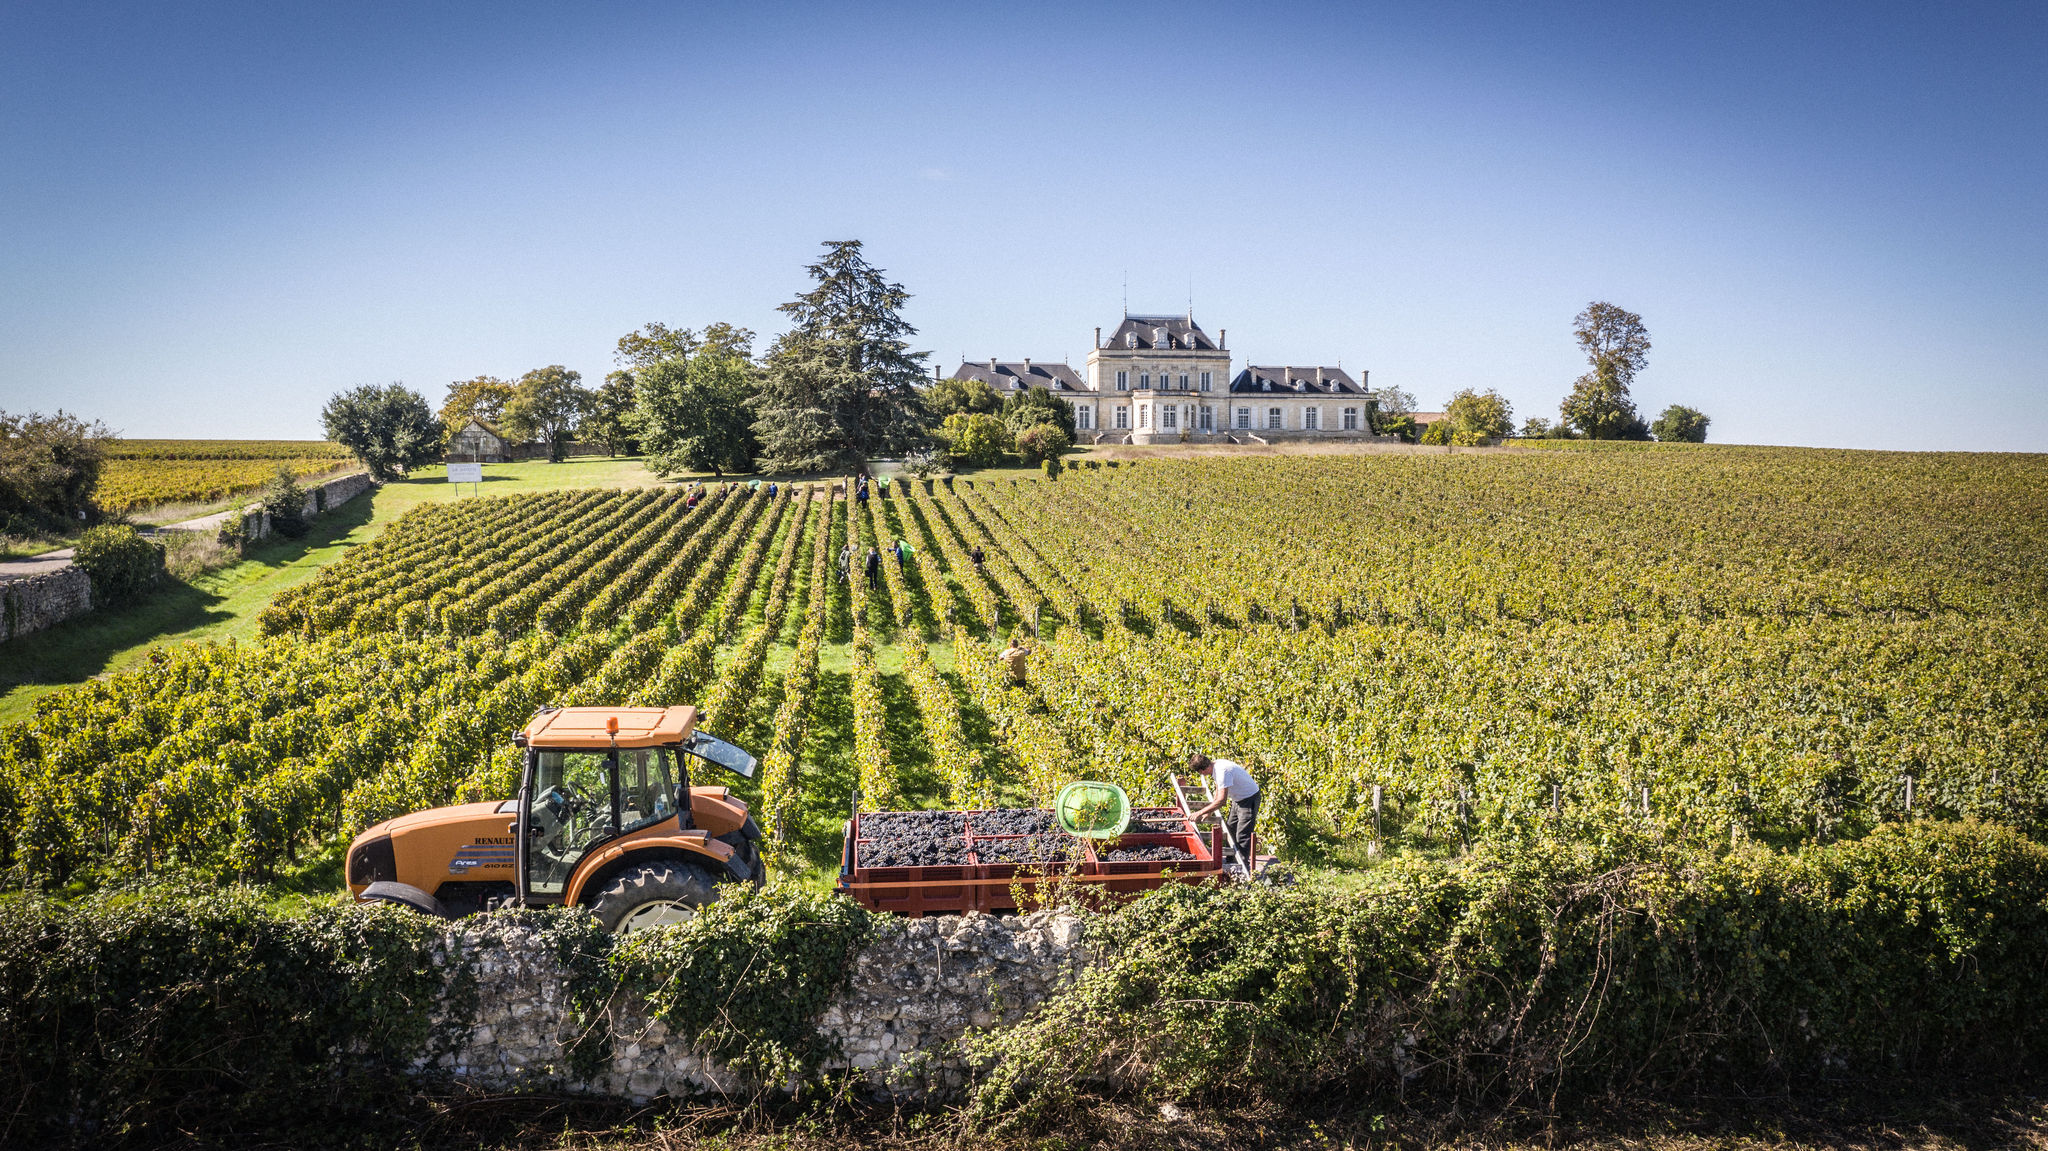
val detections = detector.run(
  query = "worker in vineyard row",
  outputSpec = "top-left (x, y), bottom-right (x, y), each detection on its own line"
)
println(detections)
top-left (1186, 752), bottom-right (1260, 874)
top-left (838, 541), bottom-right (854, 581)
top-left (864, 546), bottom-right (882, 588)
top-left (996, 636), bottom-right (1030, 688)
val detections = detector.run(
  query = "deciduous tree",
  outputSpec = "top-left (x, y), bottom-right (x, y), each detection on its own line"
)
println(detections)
top-left (941, 412), bottom-right (1010, 468)
top-left (1001, 387), bottom-right (1076, 438)
top-left (502, 365), bottom-right (591, 462)
top-left (1444, 388), bottom-right (1514, 445)
top-left (320, 384), bottom-right (442, 481)
top-left (632, 329), bottom-right (762, 477)
top-left (754, 241), bottom-right (930, 471)
top-left (1560, 302), bottom-right (1652, 439)
top-left (923, 376), bottom-right (1002, 422)
top-left (438, 376), bottom-right (513, 444)
top-left (0, 409), bottom-right (111, 523)
top-left (1652, 405), bottom-right (1710, 443)
top-left (583, 372), bottom-right (641, 457)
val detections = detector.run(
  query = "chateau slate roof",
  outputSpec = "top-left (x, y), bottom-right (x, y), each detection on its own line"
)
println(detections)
top-left (950, 360), bottom-right (1088, 393)
top-left (1101, 314), bottom-right (1222, 352)
top-left (1228, 366), bottom-right (1366, 395)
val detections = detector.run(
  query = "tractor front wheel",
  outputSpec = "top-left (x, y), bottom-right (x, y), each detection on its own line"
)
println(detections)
top-left (588, 862), bottom-right (720, 933)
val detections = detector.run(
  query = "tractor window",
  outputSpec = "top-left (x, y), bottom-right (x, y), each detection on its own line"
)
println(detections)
top-left (525, 751), bottom-right (619, 897)
top-left (619, 748), bottom-right (679, 834)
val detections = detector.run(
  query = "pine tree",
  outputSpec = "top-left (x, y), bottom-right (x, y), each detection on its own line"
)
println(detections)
top-left (753, 241), bottom-right (930, 470)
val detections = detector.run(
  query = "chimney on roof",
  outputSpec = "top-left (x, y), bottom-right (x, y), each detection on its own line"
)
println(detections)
top-left (1283, 367), bottom-right (1293, 385)
top-left (1219, 329), bottom-right (1226, 350)
top-left (1022, 358), bottom-right (1032, 373)
top-left (1094, 327), bottom-right (1101, 349)
top-left (989, 357), bottom-right (998, 371)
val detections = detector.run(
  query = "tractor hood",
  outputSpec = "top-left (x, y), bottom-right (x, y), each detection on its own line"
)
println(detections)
top-left (346, 800), bottom-right (519, 897)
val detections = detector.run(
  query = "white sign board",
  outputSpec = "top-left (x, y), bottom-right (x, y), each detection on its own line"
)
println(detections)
top-left (447, 462), bottom-right (484, 484)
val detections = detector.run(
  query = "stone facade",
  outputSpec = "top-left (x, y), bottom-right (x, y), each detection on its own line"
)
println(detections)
top-left (424, 909), bottom-right (1086, 1104)
top-left (957, 312), bottom-right (1394, 445)
top-left (0, 566), bottom-right (92, 643)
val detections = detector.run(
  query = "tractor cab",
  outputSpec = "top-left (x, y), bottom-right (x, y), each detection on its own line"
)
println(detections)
top-left (348, 705), bottom-right (763, 932)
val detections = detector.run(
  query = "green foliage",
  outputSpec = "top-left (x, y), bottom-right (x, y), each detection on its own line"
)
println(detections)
top-left (503, 365), bottom-right (592, 462)
top-left (1373, 411), bottom-right (1418, 442)
top-left (437, 375), bottom-right (514, 447)
top-left (1561, 365), bottom-right (1651, 440)
top-left (583, 371), bottom-right (641, 456)
top-left (0, 887), bottom-right (452, 1148)
top-left (259, 466), bottom-right (310, 539)
top-left (941, 412), bottom-right (1011, 468)
top-left (922, 376), bottom-right (1002, 422)
top-left (753, 241), bottom-right (931, 470)
top-left (1419, 417), bottom-right (1451, 445)
top-left (968, 822), bottom-right (2048, 1127)
top-left (1560, 302), bottom-right (1653, 440)
top-left (1653, 404), bottom-right (1711, 443)
top-left (1520, 416), bottom-right (1553, 438)
top-left (1443, 387), bottom-right (1514, 445)
top-left (320, 382), bottom-right (443, 480)
top-left (1014, 422), bottom-right (1072, 465)
top-left (72, 523), bottom-right (165, 604)
top-left (610, 883), bottom-right (874, 1084)
top-left (0, 408), bottom-right (112, 526)
top-left (1001, 386), bottom-right (1076, 438)
top-left (634, 341), bottom-right (761, 478)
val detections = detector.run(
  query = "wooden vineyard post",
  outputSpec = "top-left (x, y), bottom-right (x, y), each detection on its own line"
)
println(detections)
top-left (1551, 782), bottom-right (1561, 816)
top-left (1904, 774), bottom-right (1915, 815)
top-left (1370, 784), bottom-right (1383, 856)
top-left (1641, 786), bottom-right (1652, 818)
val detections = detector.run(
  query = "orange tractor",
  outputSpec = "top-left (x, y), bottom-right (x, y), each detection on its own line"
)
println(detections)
top-left (345, 705), bottom-right (763, 932)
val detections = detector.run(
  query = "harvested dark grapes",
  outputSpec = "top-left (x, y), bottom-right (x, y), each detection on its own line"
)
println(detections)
top-left (1105, 845), bottom-right (1197, 862)
top-left (973, 833), bottom-right (1083, 865)
top-left (972, 808), bottom-right (1055, 836)
top-left (860, 834), bottom-right (971, 867)
top-left (1127, 810), bottom-right (1189, 833)
top-left (861, 810), bottom-right (968, 838)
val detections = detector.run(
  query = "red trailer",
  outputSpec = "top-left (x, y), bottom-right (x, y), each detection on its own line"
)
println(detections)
top-left (837, 807), bottom-right (1252, 916)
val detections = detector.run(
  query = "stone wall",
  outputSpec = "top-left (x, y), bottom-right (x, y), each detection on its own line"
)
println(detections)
top-left (0, 566), bottom-right (92, 642)
top-left (243, 471), bottom-right (376, 541)
top-left (422, 910), bottom-right (1086, 1104)
top-left (303, 470), bottom-right (375, 517)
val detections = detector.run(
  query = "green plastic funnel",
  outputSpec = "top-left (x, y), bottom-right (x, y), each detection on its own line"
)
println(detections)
top-left (1055, 781), bottom-right (1132, 838)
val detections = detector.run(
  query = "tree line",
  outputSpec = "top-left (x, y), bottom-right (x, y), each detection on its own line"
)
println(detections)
top-left (321, 240), bottom-right (1019, 481)
top-left (1376, 301), bottom-right (1710, 447)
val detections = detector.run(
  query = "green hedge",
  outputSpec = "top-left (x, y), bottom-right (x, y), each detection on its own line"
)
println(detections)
top-left (7, 826), bottom-right (2048, 1145)
top-left (71, 523), bottom-right (164, 605)
top-left (0, 885), bottom-right (870, 1148)
top-left (968, 819), bottom-right (2048, 1126)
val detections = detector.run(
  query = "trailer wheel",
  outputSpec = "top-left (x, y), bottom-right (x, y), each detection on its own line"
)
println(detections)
top-left (589, 862), bottom-right (720, 933)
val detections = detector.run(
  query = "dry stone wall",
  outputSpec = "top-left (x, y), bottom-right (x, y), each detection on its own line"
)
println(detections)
top-left (421, 910), bottom-right (1086, 1103)
top-left (0, 567), bottom-right (92, 642)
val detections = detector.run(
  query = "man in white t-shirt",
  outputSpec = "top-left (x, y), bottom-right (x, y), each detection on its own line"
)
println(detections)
top-left (1186, 752), bottom-right (1260, 873)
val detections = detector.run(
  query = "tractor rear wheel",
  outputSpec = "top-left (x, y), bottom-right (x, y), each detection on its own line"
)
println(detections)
top-left (588, 862), bottom-right (720, 933)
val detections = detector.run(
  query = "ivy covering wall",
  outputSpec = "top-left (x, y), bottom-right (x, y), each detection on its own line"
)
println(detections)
top-left (5, 822), bottom-right (2047, 1147)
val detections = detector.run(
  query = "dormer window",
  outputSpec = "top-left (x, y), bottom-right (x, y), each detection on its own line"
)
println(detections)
top-left (1125, 332), bottom-right (1138, 348)
top-left (1153, 327), bottom-right (1169, 347)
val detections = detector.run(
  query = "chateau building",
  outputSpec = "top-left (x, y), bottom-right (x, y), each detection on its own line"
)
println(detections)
top-left (950, 312), bottom-right (1389, 445)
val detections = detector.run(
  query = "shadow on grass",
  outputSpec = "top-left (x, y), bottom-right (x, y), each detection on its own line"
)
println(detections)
top-left (0, 495), bottom-right (376, 698)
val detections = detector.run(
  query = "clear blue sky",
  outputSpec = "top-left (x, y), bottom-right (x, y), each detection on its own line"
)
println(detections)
top-left (3, 1), bottom-right (2043, 450)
